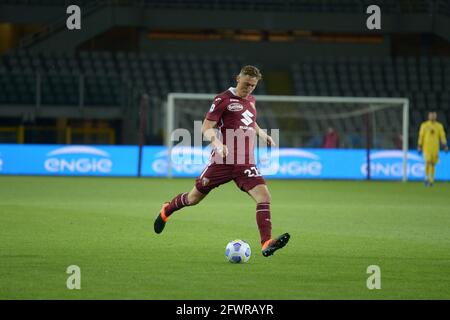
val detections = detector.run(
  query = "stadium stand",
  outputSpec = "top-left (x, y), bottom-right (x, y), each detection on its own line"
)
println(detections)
top-left (292, 55), bottom-right (450, 142)
top-left (0, 50), bottom-right (267, 107)
top-left (1, 0), bottom-right (449, 145)
top-left (1, 49), bottom-right (449, 148)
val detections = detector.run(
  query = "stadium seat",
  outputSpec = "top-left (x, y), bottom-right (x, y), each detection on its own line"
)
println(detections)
top-left (0, 49), bottom-right (448, 148)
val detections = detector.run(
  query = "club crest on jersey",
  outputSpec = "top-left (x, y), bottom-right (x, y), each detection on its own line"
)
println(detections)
top-left (227, 103), bottom-right (244, 112)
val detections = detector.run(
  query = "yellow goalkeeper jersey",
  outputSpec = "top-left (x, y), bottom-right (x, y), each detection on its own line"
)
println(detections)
top-left (418, 120), bottom-right (447, 154)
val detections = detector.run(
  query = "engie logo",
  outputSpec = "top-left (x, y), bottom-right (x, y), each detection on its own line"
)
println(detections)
top-left (44, 146), bottom-right (113, 174)
top-left (151, 147), bottom-right (210, 175)
top-left (361, 151), bottom-right (424, 178)
top-left (258, 149), bottom-right (322, 176)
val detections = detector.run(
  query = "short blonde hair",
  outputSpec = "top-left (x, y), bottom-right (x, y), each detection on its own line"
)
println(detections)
top-left (239, 65), bottom-right (262, 80)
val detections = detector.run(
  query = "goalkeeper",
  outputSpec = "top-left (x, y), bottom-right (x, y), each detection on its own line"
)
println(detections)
top-left (417, 111), bottom-right (448, 186)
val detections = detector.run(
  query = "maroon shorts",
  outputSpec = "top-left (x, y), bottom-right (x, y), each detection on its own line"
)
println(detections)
top-left (195, 164), bottom-right (266, 195)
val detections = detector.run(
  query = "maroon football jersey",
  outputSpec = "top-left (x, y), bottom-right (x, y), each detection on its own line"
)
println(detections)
top-left (205, 87), bottom-right (257, 165)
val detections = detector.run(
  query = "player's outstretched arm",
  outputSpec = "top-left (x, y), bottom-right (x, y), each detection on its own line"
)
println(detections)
top-left (255, 123), bottom-right (276, 146)
top-left (202, 119), bottom-right (228, 157)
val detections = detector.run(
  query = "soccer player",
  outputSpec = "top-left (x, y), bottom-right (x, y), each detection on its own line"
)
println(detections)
top-left (417, 111), bottom-right (448, 186)
top-left (154, 65), bottom-right (290, 257)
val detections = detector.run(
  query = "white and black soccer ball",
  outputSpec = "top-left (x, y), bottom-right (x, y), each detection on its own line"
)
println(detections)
top-left (225, 239), bottom-right (251, 263)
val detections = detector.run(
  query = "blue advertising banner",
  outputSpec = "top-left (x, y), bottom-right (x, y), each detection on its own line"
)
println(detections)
top-left (1, 144), bottom-right (449, 180)
top-left (141, 146), bottom-right (211, 177)
top-left (0, 144), bottom-right (139, 176)
top-left (140, 146), bottom-right (450, 181)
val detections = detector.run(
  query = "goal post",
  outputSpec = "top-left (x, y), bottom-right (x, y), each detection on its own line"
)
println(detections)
top-left (166, 93), bottom-right (410, 181)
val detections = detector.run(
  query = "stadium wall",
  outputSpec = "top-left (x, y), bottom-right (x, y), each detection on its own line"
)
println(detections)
top-left (3, 4), bottom-right (444, 53)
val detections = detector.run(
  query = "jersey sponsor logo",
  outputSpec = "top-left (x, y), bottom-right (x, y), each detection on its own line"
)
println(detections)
top-left (230, 98), bottom-right (240, 102)
top-left (360, 150), bottom-right (424, 178)
top-left (214, 97), bottom-right (222, 102)
top-left (240, 110), bottom-right (254, 125)
top-left (239, 125), bottom-right (255, 131)
top-left (228, 103), bottom-right (244, 112)
top-left (45, 146), bottom-right (112, 173)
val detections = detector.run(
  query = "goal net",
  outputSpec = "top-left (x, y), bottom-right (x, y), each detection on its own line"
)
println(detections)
top-left (163, 93), bottom-right (410, 181)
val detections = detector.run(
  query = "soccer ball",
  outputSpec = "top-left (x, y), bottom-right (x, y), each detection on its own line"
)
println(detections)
top-left (225, 239), bottom-right (251, 263)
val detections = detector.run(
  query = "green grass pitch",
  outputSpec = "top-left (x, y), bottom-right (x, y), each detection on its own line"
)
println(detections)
top-left (1, 176), bottom-right (449, 299)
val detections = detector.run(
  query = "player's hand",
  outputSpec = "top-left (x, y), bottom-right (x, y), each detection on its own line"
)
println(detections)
top-left (266, 136), bottom-right (276, 147)
top-left (215, 144), bottom-right (229, 157)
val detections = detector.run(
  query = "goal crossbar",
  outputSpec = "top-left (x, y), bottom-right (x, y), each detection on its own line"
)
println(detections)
top-left (166, 93), bottom-right (410, 181)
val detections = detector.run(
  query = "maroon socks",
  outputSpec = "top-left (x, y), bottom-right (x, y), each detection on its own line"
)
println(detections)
top-left (165, 192), bottom-right (190, 217)
top-left (256, 202), bottom-right (272, 244)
